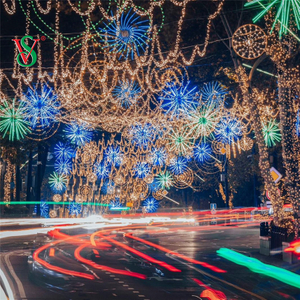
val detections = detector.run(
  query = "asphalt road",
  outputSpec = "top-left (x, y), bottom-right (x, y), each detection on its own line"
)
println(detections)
top-left (1, 223), bottom-right (300, 300)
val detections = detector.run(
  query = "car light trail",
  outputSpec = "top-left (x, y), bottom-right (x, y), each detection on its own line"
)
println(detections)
top-left (74, 243), bottom-right (147, 279)
top-left (125, 233), bottom-right (226, 273)
top-left (193, 278), bottom-right (227, 300)
top-left (217, 248), bottom-right (300, 289)
top-left (32, 241), bottom-right (95, 280)
top-left (284, 239), bottom-right (300, 256)
top-left (93, 232), bottom-right (182, 272)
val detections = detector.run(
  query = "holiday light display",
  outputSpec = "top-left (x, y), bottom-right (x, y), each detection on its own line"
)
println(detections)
top-left (262, 119), bottom-right (282, 147)
top-left (54, 142), bottom-right (75, 161)
top-left (2, 0), bottom-right (299, 226)
top-left (49, 172), bottom-right (67, 192)
top-left (159, 82), bottom-right (198, 118)
top-left (143, 197), bottom-right (159, 213)
top-left (194, 142), bottom-right (212, 163)
top-left (0, 99), bottom-right (31, 141)
top-left (64, 122), bottom-right (93, 146)
top-left (157, 171), bottom-right (173, 190)
top-left (215, 116), bottom-right (242, 145)
top-left (54, 159), bottom-right (72, 175)
top-left (22, 84), bottom-right (60, 129)
top-left (201, 81), bottom-right (228, 105)
top-left (98, 8), bottom-right (150, 60)
top-left (40, 201), bottom-right (49, 218)
top-left (244, 0), bottom-right (300, 38)
top-left (112, 80), bottom-right (141, 108)
top-left (232, 24), bottom-right (267, 59)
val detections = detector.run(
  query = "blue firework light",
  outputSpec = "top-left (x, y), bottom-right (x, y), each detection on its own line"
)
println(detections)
top-left (64, 122), bottom-right (93, 146)
top-left (99, 8), bottom-right (150, 59)
top-left (130, 123), bottom-right (156, 149)
top-left (149, 147), bottom-right (168, 166)
top-left (133, 161), bottom-right (151, 178)
top-left (194, 142), bottom-right (212, 163)
top-left (105, 145), bottom-right (123, 166)
top-left (69, 202), bottom-right (82, 216)
top-left (110, 198), bottom-right (123, 210)
top-left (101, 180), bottom-right (115, 195)
top-left (148, 178), bottom-right (160, 192)
top-left (94, 160), bottom-right (111, 179)
top-left (215, 117), bottom-right (242, 144)
top-left (168, 156), bottom-right (189, 175)
top-left (54, 159), bottom-right (72, 175)
top-left (23, 84), bottom-right (60, 129)
top-left (54, 142), bottom-right (75, 161)
top-left (40, 200), bottom-right (49, 218)
top-left (201, 81), bottom-right (227, 106)
top-left (159, 81), bottom-right (198, 118)
top-left (143, 197), bottom-right (159, 213)
top-left (112, 80), bottom-right (141, 108)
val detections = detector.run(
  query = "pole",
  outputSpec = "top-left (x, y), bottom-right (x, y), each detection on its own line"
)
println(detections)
top-left (252, 146), bottom-right (258, 207)
top-left (225, 159), bottom-right (229, 208)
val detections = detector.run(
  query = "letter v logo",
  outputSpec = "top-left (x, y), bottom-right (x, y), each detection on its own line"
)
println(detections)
top-left (12, 35), bottom-right (40, 67)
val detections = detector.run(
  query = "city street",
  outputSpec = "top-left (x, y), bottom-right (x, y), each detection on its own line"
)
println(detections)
top-left (1, 216), bottom-right (300, 300)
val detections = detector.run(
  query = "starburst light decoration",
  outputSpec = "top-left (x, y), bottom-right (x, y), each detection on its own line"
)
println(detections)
top-left (23, 85), bottom-right (60, 129)
top-left (69, 202), bottom-right (82, 216)
top-left (64, 122), bottom-right (93, 146)
top-left (54, 142), bottom-right (75, 161)
top-left (40, 201), bottom-right (49, 218)
top-left (49, 172), bottom-right (67, 192)
top-left (262, 119), bottom-right (282, 147)
top-left (129, 123), bottom-right (156, 149)
top-left (94, 161), bottom-right (111, 179)
top-left (169, 156), bottom-right (189, 175)
top-left (194, 142), bottom-right (212, 163)
top-left (201, 81), bottom-right (227, 106)
top-left (133, 161), bottom-right (151, 179)
top-left (149, 147), bottom-right (168, 166)
top-left (105, 146), bottom-right (123, 167)
top-left (188, 104), bottom-right (220, 139)
top-left (110, 198), bottom-right (123, 209)
top-left (157, 171), bottom-right (173, 189)
top-left (244, 0), bottom-right (300, 38)
top-left (112, 80), bottom-right (141, 108)
top-left (99, 9), bottom-right (150, 59)
top-left (167, 127), bottom-right (194, 156)
top-left (0, 99), bottom-right (31, 141)
top-left (54, 159), bottom-right (72, 175)
top-left (159, 82), bottom-right (198, 118)
top-left (143, 197), bottom-right (159, 213)
top-left (215, 117), bottom-right (242, 144)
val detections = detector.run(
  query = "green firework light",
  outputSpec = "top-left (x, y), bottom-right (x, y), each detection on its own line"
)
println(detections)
top-left (262, 119), bottom-right (282, 147)
top-left (217, 248), bottom-right (300, 289)
top-left (157, 171), bottom-right (173, 189)
top-left (0, 99), bottom-right (31, 141)
top-left (49, 172), bottom-right (68, 191)
top-left (188, 106), bottom-right (219, 138)
top-left (244, 0), bottom-right (300, 39)
top-left (168, 128), bottom-right (194, 156)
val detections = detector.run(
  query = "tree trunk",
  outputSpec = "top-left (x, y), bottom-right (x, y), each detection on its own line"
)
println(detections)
top-left (236, 66), bottom-right (283, 224)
